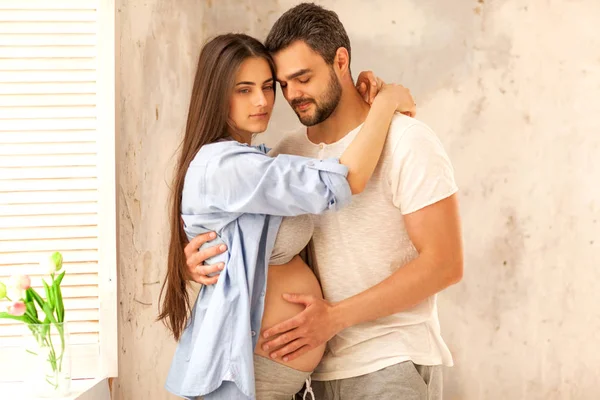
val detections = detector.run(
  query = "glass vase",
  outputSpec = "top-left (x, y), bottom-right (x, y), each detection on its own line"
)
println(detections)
top-left (22, 322), bottom-right (71, 398)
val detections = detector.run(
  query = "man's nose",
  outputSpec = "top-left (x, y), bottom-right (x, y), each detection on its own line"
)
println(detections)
top-left (286, 82), bottom-right (303, 100)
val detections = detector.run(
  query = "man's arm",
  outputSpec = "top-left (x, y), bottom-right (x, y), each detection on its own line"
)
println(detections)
top-left (261, 194), bottom-right (463, 361)
top-left (184, 232), bottom-right (228, 285)
top-left (336, 193), bottom-right (463, 326)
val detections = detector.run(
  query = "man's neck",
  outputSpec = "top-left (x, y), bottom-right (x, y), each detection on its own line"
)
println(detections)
top-left (307, 84), bottom-right (370, 145)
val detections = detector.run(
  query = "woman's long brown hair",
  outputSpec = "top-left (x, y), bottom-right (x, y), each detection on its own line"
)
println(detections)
top-left (157, 34), bottom-right (276, 341)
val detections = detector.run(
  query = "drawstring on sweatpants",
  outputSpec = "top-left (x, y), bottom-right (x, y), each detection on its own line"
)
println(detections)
top-left (302, 376), bottom-right (315, 400)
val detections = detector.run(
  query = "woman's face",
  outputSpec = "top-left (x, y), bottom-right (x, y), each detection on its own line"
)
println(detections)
top-left (228, 57), bottom-right (275, 136)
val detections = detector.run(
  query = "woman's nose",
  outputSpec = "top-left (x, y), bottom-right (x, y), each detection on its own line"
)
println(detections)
top-left (254, 91), bottom-right (267, 107)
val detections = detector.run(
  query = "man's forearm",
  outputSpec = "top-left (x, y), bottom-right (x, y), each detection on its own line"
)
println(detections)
top-left (332, 254), bottom-right (463, 331)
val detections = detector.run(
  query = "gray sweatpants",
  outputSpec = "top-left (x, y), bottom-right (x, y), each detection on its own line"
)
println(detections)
top-left (254, 355), bottom-right (313, 400)
top-left (310, 361), bottom-right (442, 400)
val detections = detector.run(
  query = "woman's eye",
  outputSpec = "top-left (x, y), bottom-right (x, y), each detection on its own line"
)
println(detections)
top-left (263, 85), bottom-right (274, 91)
top-left (238, 88), bottom-right (250, 94)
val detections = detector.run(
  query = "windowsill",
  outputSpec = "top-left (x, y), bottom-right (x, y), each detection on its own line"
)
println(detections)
top-left (0, 378), bottom-right (109, 400)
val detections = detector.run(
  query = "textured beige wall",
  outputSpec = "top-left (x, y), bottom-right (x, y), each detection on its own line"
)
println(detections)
top-left (116, 1), bottom-right (600, 399)
top-left (115, 1), bottom-right (203, 398)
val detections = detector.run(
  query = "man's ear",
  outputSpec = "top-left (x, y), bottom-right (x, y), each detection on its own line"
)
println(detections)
top-left (334, 47), bottom-right (351, 78)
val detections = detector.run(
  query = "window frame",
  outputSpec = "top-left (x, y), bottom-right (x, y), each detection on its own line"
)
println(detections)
top-left (0, 0), bottom-right (118, 387)
top-left (96, 0), bottom-right (118, 380)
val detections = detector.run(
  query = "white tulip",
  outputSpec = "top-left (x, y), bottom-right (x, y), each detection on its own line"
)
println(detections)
top-left (6, 274), bottom-right (28, 301)
top-left (40, 257), bottom-right (57, 275)
top-left (7, 286), bottom-right (24, 301)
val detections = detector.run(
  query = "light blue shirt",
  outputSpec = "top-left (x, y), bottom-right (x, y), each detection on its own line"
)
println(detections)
top-left (165, 140), bottom-right (352, 400)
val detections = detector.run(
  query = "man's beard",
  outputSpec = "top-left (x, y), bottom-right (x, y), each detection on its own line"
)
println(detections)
top-left (291, 68), bottom-right (342, 127)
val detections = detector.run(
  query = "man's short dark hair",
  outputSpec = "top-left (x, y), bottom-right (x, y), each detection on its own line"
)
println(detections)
top-left (265, 3), bottom-right (351, 66)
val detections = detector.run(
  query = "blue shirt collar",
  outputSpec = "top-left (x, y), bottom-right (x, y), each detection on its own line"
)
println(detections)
top-left (217, 137), bottom-right (270, 154)
top-left (252, 143), bottom-right (271, 154)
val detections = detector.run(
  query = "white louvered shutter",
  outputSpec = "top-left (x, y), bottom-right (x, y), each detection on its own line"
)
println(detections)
top-left (0, 0), bottom-right (117, 381)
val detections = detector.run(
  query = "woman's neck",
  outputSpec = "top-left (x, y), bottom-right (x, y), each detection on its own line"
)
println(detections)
top-left (228, 128), bottom-right (253, 145)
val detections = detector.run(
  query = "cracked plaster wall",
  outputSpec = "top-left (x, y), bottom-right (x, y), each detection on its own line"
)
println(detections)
top-left (115, 1), bottom-right (600, 399)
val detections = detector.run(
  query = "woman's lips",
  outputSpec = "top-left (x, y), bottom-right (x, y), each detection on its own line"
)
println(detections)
top-left (250, 112), bottom-right (268, 119)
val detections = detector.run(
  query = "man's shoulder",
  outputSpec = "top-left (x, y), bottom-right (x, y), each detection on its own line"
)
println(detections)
top-left (387, 114), bottom-right (443, 153)
top-left (388, 113), bottom-right (435, 139)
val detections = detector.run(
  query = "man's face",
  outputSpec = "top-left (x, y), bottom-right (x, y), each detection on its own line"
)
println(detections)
top-left (273, 41), bottom-right (342, 126)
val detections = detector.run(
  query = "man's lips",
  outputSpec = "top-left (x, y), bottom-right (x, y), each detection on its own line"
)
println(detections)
top-left (295, 102), bottom-right (311, 111)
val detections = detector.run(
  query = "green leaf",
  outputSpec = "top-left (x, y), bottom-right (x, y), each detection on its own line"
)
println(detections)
top-left (27, 288), bottom-right (45, 311)
top-left (42, 303), bottom-right (58, 325)
top-left (25, 311), bottom-right (41, 325)
top-left (55, 286), bottom-right (64, 323)
top-left (41, 316), bottom-right (50, 337)
top-left (25, 299), bottom-right (38, 320)
top-left (42, 279), bottom-right (54, 310)
top-left (55, 271), bottom-right (66, 286)
top-left (24, 290), bottom-right (39, 320)
top-left (51, 285), bottom-right (60, 322)
top-left (0, 311), bottom-right (27, 322)
top-left (52, 274), bottom-right (65, 323)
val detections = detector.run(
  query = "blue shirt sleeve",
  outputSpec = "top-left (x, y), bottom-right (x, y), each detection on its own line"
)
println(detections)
top-left (199, 146), bottom-right (352, 216)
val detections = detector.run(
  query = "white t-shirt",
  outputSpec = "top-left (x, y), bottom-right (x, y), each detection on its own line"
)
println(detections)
top-left (261, 114), bottom-right (458, 381)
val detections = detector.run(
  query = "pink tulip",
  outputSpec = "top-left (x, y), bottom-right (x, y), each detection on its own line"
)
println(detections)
top-left (8, 274), bottom-right (31, 291)
top-left (7, 301), bottom-right (26, 316)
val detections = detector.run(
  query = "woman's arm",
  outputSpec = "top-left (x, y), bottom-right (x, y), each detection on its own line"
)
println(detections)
top-left (195, 86), bottom-right (414, 215)
top-left (196, 145), bottom-right (352, 216)
top-left (340, 84), bottom-right (414, 194)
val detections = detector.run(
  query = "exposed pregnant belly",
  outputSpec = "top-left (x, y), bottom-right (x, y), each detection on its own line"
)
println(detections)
top-left (254, 255), bottom-right (326, 372)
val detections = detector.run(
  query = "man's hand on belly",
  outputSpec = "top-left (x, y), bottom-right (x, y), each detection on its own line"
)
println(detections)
top-left (260, 293), bottom-right (345, 362)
